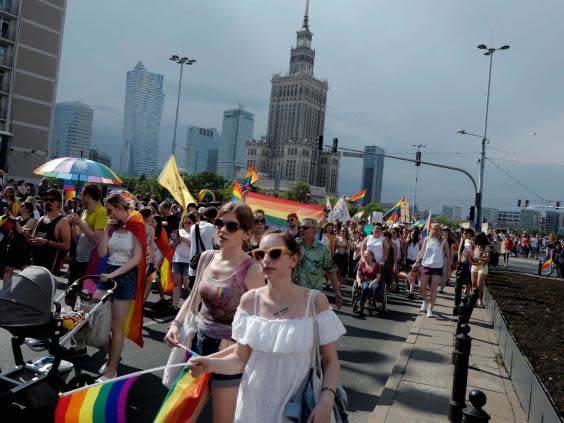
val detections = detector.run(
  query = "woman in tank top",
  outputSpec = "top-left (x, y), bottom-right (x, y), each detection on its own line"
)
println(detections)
top-left (333, 226), bottom-right (350, 284)
top-left (165, 202), bottom-right (264, 423)
top-left (413, 223), bottom-right (451, 318)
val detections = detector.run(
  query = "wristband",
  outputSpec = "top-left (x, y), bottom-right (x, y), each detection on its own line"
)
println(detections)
top-left (322, 386), bottom-right (337, 398)
top-left (170, 319), bottom-right (182, 329)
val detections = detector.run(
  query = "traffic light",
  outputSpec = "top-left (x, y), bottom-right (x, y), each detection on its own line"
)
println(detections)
top-left (525, 200), bottom-right (530, 207)
top-left (332, 137), bottom-right (338, 153)
top-left (557, 201), bottom-right (561, 208)
top-left (415, 150), bottom-right (421, 166)
top-left (317, 135), bottom-right (323, 151)
top-left (517, 199), bottom-right (521, 207)
top-left (468, 206), bottom-right (475, 221)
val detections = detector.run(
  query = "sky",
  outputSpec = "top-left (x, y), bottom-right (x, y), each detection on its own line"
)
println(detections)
top-left (56, 0), bottom-right (564, 214)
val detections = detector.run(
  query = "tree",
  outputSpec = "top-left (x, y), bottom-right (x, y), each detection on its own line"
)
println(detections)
top-left (433, 215), bottom-right (464, 228)
top-left (286, 182), bottom-right (311, 203)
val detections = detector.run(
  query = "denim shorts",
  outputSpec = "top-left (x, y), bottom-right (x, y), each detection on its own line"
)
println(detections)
top-left (172, 262), bottom-right (190, 276)
top-left (421, 266), bottom-right (443, 276)
top-left (97, 264), bottom-right (137, 301)
top-left (191, 330), bottom-right (242, 388)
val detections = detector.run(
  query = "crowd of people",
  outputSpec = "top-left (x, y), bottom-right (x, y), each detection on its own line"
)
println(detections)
top-left (1, 178), bottom-right (563, 421)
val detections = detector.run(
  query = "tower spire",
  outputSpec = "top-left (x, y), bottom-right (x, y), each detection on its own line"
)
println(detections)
top-left (303, 0), bottom-right (309, 29)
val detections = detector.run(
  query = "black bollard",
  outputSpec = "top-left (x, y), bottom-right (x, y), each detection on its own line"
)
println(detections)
top-left (462, 390), bottom-right (490, 422)
top-left (453, 263), bottom-right (466, 316)
top-left (456, 289), bottom-right (479, 336)
top-left (448, 324), bottom-right (472, 423)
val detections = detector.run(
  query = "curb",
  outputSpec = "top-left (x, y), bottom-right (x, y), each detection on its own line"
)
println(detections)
top-left (368, 314), bottom-right (424, 423)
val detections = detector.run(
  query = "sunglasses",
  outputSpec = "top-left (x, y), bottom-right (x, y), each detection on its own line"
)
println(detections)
top-left (252, 246), bottom-right (292, 261)
top-left (299, 225), bottom-right (315, 231)
top-left (44, 198), bottom-right (58, 203)
top-left (214, 218), bottom-right (241, 233)
top-left (255, 218), bottom-right (266, 224)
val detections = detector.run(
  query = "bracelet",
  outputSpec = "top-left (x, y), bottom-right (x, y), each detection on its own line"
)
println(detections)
top-left (322, 386), bottom-right (337, 398)
top-left (170, 319), bottom-right (182, 329)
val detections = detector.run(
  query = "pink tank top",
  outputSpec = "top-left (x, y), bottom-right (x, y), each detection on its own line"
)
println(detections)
top-left (198, 255), bottom-right (254, 339)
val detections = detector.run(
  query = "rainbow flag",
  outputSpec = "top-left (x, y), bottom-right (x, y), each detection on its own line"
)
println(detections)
top-left (54, 376), bottom-right (138, 423)
top-left (241, 165), bottom-right (259, 191)
top-left (154, 368), bottom-right (211, 423)
top-left (348, 189), bottom-right (367, 206)
top-left (421, 212), bottom-right (432, 240)
top-left (245, 192), bottom-right (325, 228)
top-left (541, 256), bottom-right (553, 270)
top-left (231, 181), bottom-right (244, 202)
top-left (383, 197), bottom-right (406, 224)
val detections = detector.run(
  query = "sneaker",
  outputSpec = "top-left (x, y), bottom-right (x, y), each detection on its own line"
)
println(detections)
top-left (95, 372), bottom-right (117, 383)
top-left (420, 301), bottom-right (427, 312)
top-left (426, 309), bottom-right (434, 318)
top-left (439, 287), bottom-right (444, 294)
top-left (477, 299), bottom-right (483, 308)
top-left (98, 357), bottom-right (122, 375)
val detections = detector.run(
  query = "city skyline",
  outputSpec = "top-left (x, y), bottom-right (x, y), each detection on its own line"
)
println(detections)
top-left (55, 0), bottom-right (564, 210)
top-left (49, 101), bottom-right (93, 159)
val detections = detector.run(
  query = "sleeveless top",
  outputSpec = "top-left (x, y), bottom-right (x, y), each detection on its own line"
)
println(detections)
top-left (334, 236), bottom-right (348, 254)
top-left (107, 230), bottom-right (135, 266)
top-left (32, 215), bottom-right (64, 272)
top-left (393, 238), bottom-right (401, 262)
top-left (421, 237), bottom-right (445, 268)
top-left (198, 254), bottom-right (254, 339)
top-left (358, 261), bottom-right (381, 282)
top-left (407, 241), bottom-right (420, 261)
top-left (366, 235), bottom-right (384, 263)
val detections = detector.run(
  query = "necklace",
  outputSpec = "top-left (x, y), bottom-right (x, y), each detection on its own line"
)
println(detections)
top-left (272, 307), bottom-right (289, 318)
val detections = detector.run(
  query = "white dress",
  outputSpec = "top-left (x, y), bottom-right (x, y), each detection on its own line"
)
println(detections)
top-left (232, 290), bottom-right (346, 423)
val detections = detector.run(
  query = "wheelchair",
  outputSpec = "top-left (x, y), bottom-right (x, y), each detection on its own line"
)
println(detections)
top-left (351, 279), bottom-right (387, 316)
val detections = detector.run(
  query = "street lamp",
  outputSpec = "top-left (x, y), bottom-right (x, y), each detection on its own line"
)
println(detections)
top-left (169, 55), bottom-right (196, 157)
top-left (458, 44), bottom-right (509, 230)
top-left (412, 144), bottom-right (426, 218)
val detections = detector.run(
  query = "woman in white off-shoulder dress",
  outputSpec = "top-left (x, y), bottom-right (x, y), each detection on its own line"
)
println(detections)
top-left (189, 229), bottom-right (346, 423)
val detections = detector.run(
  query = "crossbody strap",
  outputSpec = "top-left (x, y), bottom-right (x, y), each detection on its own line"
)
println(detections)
top-left (310, 290), bottom-right (323, 378)
top-left (187, 250), bottom-right (215, 313)
top-left (194, 224), bottom-right (205, 254)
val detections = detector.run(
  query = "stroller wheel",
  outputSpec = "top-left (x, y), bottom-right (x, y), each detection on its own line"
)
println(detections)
top-left (65, 374), bottom-right (96, 391)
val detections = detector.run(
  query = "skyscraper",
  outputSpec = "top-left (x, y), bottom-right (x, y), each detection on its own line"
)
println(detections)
top-left (245, 0), bottom-right (340, 195)
top-left (119, 61), bottom-right (165, 177)
top-left (0, 0), bottom-right (68, 179)
top-left (185, 126), bottom-right (221, 175)
top-left (49, 101), bottom-right (93, 159)
top-left (218, 105), bottom-right (254, 181)
top-left (362, 146), bottom-right (385, 203)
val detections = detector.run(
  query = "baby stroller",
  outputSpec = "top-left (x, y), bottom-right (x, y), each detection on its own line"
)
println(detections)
top-left (0, 266), bottom-right (116, 411)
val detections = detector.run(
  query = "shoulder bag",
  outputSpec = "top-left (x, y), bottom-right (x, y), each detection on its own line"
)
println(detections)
top-left (162, 250), bottom-right (215, 387)
top-left (189, 224), bottom-right (206, 270)
top-left (285, 291), bottom-right (349, 423)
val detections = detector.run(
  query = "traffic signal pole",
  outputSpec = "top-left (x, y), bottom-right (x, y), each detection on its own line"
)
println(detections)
top-left (331, 145), bottom-right (480, 229)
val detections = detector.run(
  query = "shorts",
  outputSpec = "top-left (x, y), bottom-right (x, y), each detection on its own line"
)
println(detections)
top-left (471, 264), bottom-right (489, 276)
top-left (97, 264), bottom-right (137, 301)
top-left (172, 262), bottom-right (190, 277)
top-left (192, 330), bottom-right (242, 388)
top-left (421, 266), bottom-right (443, 276)
top-left (332, 252), bottom-right (349, 276)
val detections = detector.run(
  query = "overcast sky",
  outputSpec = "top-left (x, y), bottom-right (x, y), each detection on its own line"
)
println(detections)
top-left (56, 0), bottom-right (564, 213)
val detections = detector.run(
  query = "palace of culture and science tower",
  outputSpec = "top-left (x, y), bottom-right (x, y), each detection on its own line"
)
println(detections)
top-left (245, 1), bottom-right (340, 196)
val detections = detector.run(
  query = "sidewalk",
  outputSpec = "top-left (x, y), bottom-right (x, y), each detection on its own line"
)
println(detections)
top-left (369, 286), bottom-right (528, 422)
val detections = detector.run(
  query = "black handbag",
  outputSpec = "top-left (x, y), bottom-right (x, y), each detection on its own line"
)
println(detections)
top-left (189, 224), bottom-right (206, 270)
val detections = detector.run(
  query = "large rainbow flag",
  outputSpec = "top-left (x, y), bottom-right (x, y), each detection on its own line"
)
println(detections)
top-left (154, 368), bottom-right (210, 423)
top-left (383, 197), bottom-right (406, 224)
top-left (55, 376), bottom-right (138, 423)
top-left (421, 212), bottom-right (432, 240)
top-left (245, 192), bottom-right (325, 228)
top-left (348, 189), bottom-right (367, 206)
top-left (541, 255), bottom-right (553, 271)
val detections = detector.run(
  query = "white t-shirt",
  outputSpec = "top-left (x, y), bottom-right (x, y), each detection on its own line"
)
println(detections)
top-left (530, 237), bottom-right (539, 248)
top-left (173, 228), bottom-right (191, 263)
top-left (407, 241), bottom-right (420, 261)
top-left (421, 237), bottom-right (445, 269)
top-left (189, 221), bottom-right (215, 276)
top-left (366, 235), bottom-right (385, 263)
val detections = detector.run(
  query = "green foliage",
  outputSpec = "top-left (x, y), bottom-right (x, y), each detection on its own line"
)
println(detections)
top-left (285, 182), bottom-right (311, 203)
top-left (434, 215), bottom-right (465, 228)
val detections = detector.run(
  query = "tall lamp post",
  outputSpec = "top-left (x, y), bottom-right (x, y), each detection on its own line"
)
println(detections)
top-left (169, 55), bottom-right (196, 157)
top-left (412, 144), bottom-right (426, 218)
top-left (459, 43), bottom-right (509, 230)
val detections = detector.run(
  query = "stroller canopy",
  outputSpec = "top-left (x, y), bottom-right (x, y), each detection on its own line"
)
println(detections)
top-left (0, 266), bottom-right (56, 327)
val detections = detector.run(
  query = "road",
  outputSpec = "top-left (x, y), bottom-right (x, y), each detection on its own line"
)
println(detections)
top-left (0, 275), bottom-right (423, 422)
top-left (496, 255), bottom-right (562, 278)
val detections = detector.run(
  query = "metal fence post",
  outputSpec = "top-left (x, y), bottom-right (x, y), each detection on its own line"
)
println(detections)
top-left (462, 389), bottom-right (490, 422)
top-left (453, 262), bottom-right (466, 315)
top-left (448, 324), bottom-right (472, 423)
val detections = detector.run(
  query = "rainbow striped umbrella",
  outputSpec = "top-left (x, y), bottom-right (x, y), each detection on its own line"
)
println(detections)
top-left (34, 157), bottom-right (122, 185)
top-left (108, 189), bottom-right (135, 201)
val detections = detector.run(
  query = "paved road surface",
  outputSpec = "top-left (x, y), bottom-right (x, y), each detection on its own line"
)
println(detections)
top-left (0, 275), bottom-right (422, 422)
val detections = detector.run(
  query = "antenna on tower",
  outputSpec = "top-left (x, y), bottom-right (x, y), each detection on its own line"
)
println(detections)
top-left (303, 0), bottom-right (310, 29)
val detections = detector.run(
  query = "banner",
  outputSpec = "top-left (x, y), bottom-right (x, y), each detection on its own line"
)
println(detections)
top-left (331, 198), bottom-right (351, 223)
top-left (245, 192), bottom-right (325, 228)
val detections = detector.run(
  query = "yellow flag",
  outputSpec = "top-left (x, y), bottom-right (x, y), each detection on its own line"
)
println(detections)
top-left (158, 155), bottom-right (196, 208)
